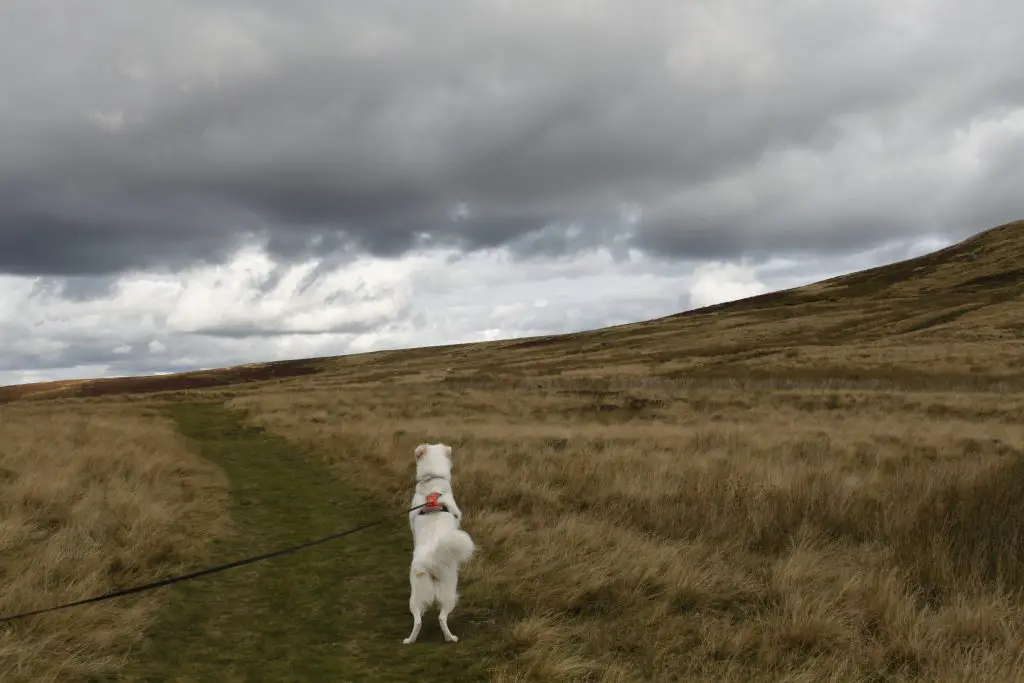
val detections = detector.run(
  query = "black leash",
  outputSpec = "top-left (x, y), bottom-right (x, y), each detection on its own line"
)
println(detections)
top-left (0, 502), bottom-right (427, 625)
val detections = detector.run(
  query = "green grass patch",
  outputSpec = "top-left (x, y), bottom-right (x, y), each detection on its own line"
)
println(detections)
top-left (119, 402), bottom-right (495, 682)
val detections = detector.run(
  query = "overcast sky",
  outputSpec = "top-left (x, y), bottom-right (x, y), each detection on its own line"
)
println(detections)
top-left (2, 0), bottom-right (1022, 385)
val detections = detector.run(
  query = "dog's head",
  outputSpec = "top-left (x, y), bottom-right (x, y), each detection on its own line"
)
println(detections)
top-left (414, 442), bottom-right (453, 480)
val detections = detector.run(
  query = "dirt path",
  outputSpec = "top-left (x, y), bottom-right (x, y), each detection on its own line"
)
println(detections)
top-left (119, 402), bottom-right (493, 682)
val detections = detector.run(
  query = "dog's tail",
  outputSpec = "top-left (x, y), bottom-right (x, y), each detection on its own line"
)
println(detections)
top-left (412, 529), bottom-right (475, 578)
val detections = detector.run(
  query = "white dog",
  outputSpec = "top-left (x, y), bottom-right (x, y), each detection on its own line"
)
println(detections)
top-left (403, 442), bottom-right (476, 644)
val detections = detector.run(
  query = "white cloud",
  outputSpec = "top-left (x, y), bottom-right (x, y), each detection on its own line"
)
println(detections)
top-left (160, 245), bottom-right (418, 335)
top-left (687, 261), bottom-right (769, 309)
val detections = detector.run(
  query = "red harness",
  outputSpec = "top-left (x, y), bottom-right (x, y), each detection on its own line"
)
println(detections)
top-left (421, 491), bottom-right (446, 514)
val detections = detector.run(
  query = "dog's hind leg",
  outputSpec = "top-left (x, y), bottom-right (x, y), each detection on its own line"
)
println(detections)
top-left (403, 570), bottom-right (431, 644)
top-left (438, 609), bottom-right (457, 643)
top-left (402, 601), bottom-right (423, 645)
top-left (436, 573), bottom-right (460, 643)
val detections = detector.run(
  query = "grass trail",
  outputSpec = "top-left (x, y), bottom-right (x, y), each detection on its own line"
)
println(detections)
top-left (120, 402), bottom-right (495, 682)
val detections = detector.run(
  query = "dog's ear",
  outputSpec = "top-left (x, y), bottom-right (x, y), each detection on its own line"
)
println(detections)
top-left (414, 444), bottom-right (428, 461)
top-left (445, 444), bottom-right (453, 459)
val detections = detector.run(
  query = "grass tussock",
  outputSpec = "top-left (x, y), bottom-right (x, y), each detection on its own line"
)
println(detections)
top-left (235, 380), bottom-right (1024, 682)
top-left (0, 404), bottom-right (229, 682)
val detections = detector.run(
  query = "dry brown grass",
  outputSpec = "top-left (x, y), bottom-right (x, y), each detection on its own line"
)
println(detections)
top-left (233, 378), bottom-right (1024, 682)
top-left (0, 403), bottom-right (229, 682)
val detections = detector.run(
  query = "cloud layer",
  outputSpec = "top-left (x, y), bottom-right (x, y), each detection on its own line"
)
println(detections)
top-left (3, 0), bottom-right (1023, 276)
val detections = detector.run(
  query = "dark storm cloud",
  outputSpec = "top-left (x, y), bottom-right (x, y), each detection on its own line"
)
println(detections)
top-left (1, 0), bottom-right (1023, 276)
top-left (0, 185), bottom-right (250, 276)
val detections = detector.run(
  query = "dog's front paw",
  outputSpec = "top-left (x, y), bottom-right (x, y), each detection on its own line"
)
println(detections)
top-left (402, 637), bottom-right (415, 645)
top-left (445, 634), bottom-right (459, 643)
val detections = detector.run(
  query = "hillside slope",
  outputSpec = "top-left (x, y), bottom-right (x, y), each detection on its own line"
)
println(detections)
top-left (2, 219), bottom-right (1021, 403)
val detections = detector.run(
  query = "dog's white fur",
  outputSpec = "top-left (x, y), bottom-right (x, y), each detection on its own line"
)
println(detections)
top-left (403, 442), bottom-right (475, 644)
